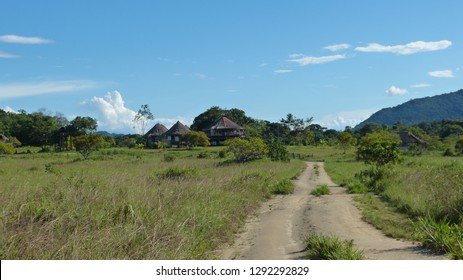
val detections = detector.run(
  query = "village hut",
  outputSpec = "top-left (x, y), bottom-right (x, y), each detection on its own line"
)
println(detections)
top-left (204, 116), bottom-right (245, 146)
top-left (145, 123), bottom-right (168, 147)
top-left (396, 131), bottom-right (428, 150)
top-left (0, 134), bottom-right (10, 143)
top-left (164, 121), bottom-right (191, 147)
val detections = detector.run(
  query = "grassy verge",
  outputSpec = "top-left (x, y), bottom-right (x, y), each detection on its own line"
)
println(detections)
top-left (0, 148), bottom-right (305, 259)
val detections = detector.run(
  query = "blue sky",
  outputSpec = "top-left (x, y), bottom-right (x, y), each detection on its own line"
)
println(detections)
top-left (1, 0), bottom-right (462, 133)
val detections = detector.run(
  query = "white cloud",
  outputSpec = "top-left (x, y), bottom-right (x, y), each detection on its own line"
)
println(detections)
top-left (386, 86), bottom-right (408, 96)
top-left (273, 69), bottom-right (293, 74)
top-left (288, 53), bottom-right (304, 58)
top-left (289, 54), bottom-right (346, 66)
top-left (0, 80), bottom-right (99, 99)
top-left (0, 51), bottom-right (19, 58)
top-left (317, 109), bottom-right (377, 130)
top-left (193, 73), bottom-right (208, 80)
top-left (411, 83), bottom-right (431, 88)
top-left (355, 40), bottom-right (451, 55)
top-left (0, 34), bottom-right (53, 44)
top-left (428, 70), bottom-right (455, 78)
top-left (82, 91), bottom-right (192, 133)
top-left (1, 106), bottom-right (17, 113)
top-left (324, 44), bottom-right (350, 52)
top-left (82, 91), bottom-right (137, 133)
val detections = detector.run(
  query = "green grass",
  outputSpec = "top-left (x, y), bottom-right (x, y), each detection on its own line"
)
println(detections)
top-left (311, 184), bottom-right (331, 197)
top-left (0, 148), bottom-right (305, 259)
top-left (354, 194), bottom-right (415, 240)
top-left (304, 234), bottom-right (365, 260)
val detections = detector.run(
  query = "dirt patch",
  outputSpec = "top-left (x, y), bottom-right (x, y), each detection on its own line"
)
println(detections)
top-left (220, 162), bottom-right (445, 260)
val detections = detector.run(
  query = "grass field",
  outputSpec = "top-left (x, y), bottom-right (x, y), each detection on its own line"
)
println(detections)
top-left (0, 147), bottom-right (305, 259)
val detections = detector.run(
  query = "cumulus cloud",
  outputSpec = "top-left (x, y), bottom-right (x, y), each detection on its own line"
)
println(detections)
top-left (82, 91), bottom-right (192, 133)
top-left (82, 91), bottom-right (137, 132)
top-left (288, 54), bottom-right (346, 66)
top-left (0, 51), bottom-right (19, 58)
top-left (355, 40), bottom-right (451, 55)
top-left (0, 80), bottom-right (99, 99)
top-left (1, 106), bottom-right (17, 113)
top-left (324, 43), bottom-right (350, 52)
top-left (0, 34), bottom-right (53, 44)
top-left (386, 86), bottom-right (408, 96)
top-left (273, 69), bottom-right (293, 74)
top-left (428, 70), bottom-right (455, 78)
top-left (317, 109), bottom-right (376, 130)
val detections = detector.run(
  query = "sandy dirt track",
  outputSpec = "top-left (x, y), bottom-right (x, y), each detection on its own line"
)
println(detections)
top-left (220, 162), bottom-right (445, 260)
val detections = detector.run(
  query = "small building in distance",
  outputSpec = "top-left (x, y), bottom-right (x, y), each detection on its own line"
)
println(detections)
top-left (145, 123), bottom-right (168, 148)
top-left (164, 121), bottom-right (191, 147)
top-left (204, 116), bottom-right (246, 146)
top-left (396, 131), bottom-right (428, 150)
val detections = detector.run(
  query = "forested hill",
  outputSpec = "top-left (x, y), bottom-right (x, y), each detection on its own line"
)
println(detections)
top-left (355, 89), bottom-right (463, 129)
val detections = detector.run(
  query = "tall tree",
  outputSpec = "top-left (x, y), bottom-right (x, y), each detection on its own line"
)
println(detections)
top-left (133, 104), bottom-right (154, 135)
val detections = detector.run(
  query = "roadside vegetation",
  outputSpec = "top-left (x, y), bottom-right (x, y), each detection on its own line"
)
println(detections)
top-left (2, 105), bottom-right (463, 259)
top-left (304, 234), bottom-right (365, 260)
top-left (0, 148), bottom-right (305, 259)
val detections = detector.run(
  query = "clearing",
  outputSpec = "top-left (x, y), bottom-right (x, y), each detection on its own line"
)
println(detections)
top-left (220, 162), bottom-right (445, 260)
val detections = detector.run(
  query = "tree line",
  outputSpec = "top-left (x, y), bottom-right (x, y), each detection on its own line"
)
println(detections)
top-left (2, 106), bottom-right (463, 157)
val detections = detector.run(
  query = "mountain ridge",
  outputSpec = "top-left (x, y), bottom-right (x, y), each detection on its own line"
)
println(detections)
top-left (355, 89), bottom-right (463, 129)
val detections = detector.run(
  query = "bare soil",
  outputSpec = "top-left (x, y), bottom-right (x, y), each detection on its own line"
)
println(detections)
top-left (220, 162), bottom-right (446, 260)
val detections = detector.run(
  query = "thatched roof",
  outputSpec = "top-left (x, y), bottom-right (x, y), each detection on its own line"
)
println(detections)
top-left (165, 121), bottom-right (190, 136)
top-left (0, 134), bottom-right (10, 143)
top-left (209, 116), bottom-right (243, 130)
top-left (145, 123), bottom-right (168, 138)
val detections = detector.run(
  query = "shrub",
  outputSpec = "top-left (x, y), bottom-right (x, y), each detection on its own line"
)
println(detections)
top-left (224, 137), bottom-right (268, 163)
top-left (73, 134), bottom-right (105, 160)
top-left (157, 166), bottom-right (196, 180)
top-left (311, 184), bottom-right (331, 197)
top-left (356, 131), bottom-right (402, 167)
top-left (0, 141), bottom-right (15, 154)
top-left (267, 139), bottom-right (289, 162)
top-left (269, 179), bottom-right (294, 194)
top-left (218, 149), bottom-right (227, 158)
top-left (163, 154), bottom-right (175, 162)
top-left (346, 181), bottom-right (369, 194)
top-left (182, 131), bottom-right (210, 149)
top-left (305, 234), bottom-right (365, 260)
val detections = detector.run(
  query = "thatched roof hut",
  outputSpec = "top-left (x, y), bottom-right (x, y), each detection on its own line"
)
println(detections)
top-left (164, 121), bottom-right (190, 147)
top-left (145, 123), bottom-right (168, 138)
top-left (204, 116), bottom-right (245, 146)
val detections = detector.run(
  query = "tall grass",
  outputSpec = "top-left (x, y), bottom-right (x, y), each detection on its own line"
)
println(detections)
top-left (0, 150), bottom-right (305, 259)
top-left (304, 234), bottom-right (365, 260)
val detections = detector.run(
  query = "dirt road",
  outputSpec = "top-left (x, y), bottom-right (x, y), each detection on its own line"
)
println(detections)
top-left (220, 162), bottom-right (445, 260)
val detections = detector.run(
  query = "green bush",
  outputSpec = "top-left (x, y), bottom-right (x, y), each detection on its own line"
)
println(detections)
top-left (224, 137), bottom-right (268, 163)
top-left (305, 234), bottom-right (365, 260)
top-left (269, 179), bottom-right (294, 194)
top-left (311, 184), bottom-right (331, 196)
top-left (346, 181), bottom-right (369, 194)
top-left (267, 139), bottom-right (289, 162)
top-left (157, 166), bottom-right (196, 180)
top-left (0, 141), bottom-right (15, 154)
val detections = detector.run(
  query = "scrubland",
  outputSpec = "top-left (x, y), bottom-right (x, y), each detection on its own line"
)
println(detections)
top-left (0, 148), bottom-right (304, 259)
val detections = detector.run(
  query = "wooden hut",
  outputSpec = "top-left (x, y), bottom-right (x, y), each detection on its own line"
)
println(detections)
top-left (145, 123), bottom-right (168, 148)
top-left (204, 116), bottom-right (245, 146)
top-left (164, 121), bottom-right (191, 147)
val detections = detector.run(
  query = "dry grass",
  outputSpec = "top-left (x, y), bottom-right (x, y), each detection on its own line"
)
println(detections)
top-left (0, 148), bottom-right (305, 259)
